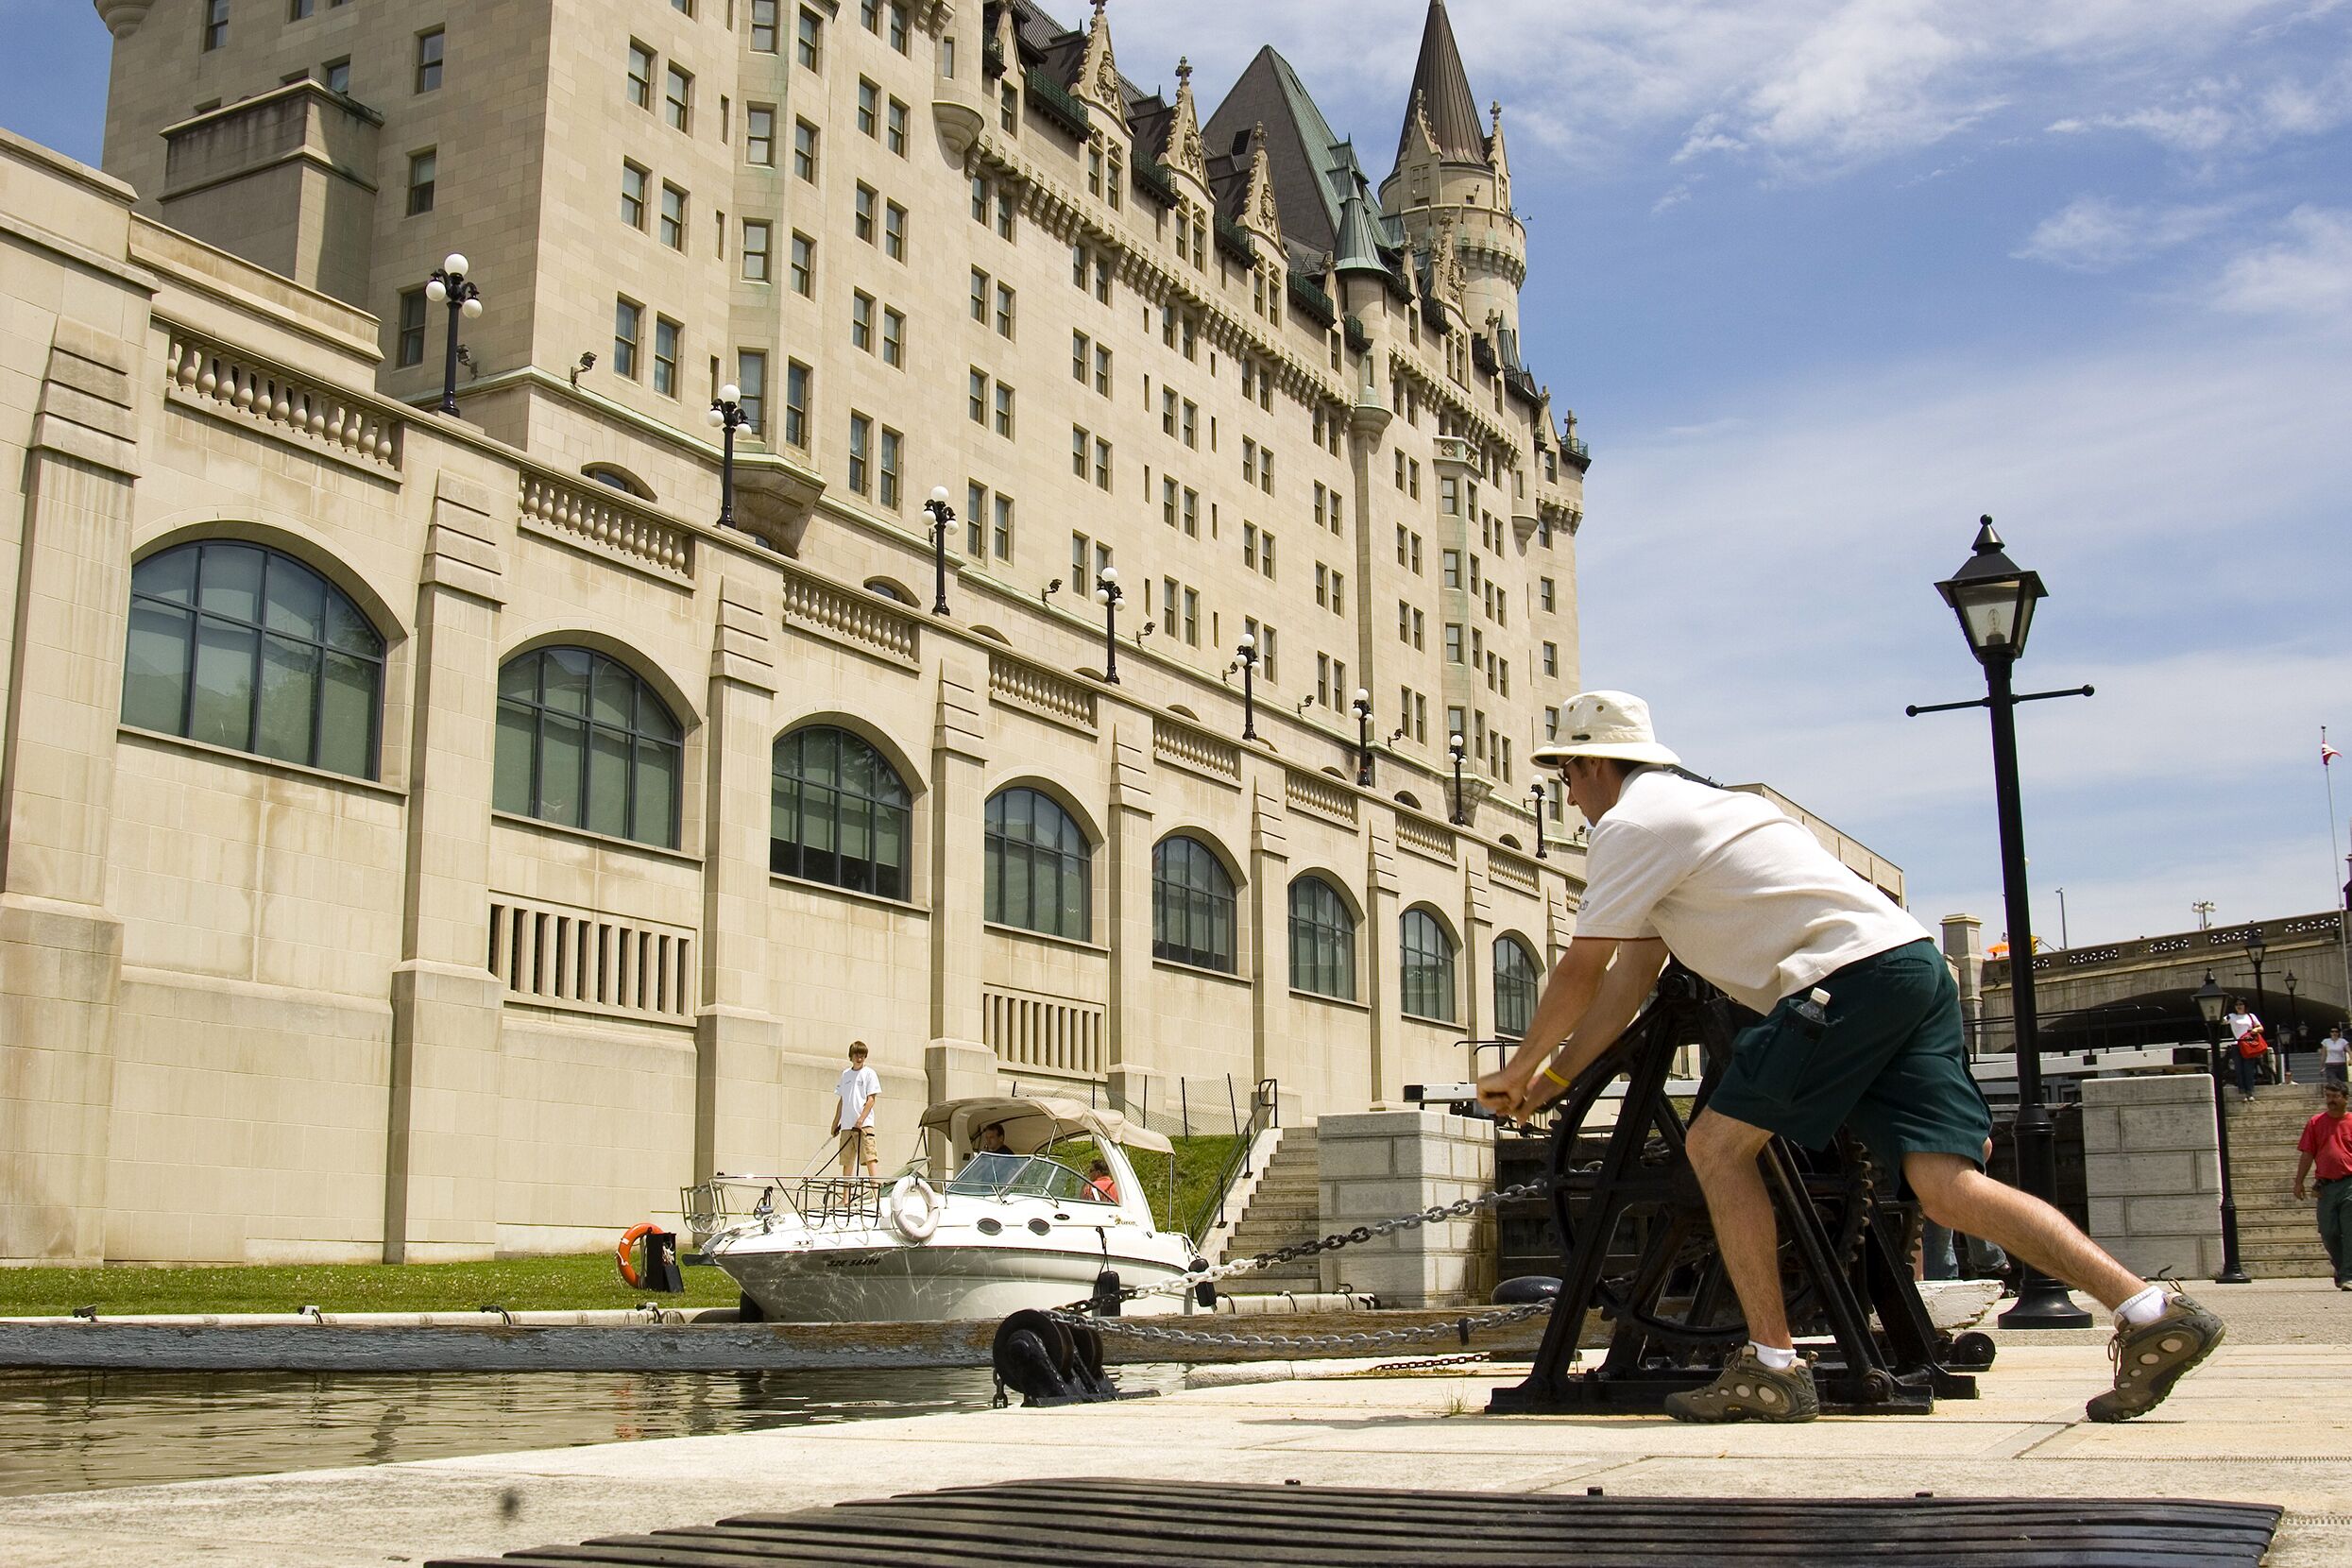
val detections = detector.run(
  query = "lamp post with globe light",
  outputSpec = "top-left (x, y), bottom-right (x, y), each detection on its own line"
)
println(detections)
top-left (1228, 635), bottom-right (1258, 741)
top-left (1528, 781), bottom-right (1549, 859)
top-left (707, 385), bottom-right (747, 528)
top-left (920, 487), bottom-right (955, 616)
top-left (1351, 690), bottom-right (1373, 787)
top-left (1448, 733), bottom-right (1468, 826)
top-left (1094, 566), bottom-right (1123, 684)
top-left (423, 254), bottom-right (483, 417)
top-left (1905, 517), bottom-right (2095, 1329)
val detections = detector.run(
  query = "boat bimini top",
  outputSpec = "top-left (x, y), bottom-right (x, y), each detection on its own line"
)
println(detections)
top-left (917, 1096), bottom-right (1173, 1157)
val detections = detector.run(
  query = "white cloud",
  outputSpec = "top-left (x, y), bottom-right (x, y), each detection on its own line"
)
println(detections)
top-left (2013, 196), bottom-right (2235, 271)
top-left (2210, 205), bottom-right (2352, 315)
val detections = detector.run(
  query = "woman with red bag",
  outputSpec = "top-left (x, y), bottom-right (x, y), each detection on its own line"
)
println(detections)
top-left (2224, 997), bottom-right (2268, 1099)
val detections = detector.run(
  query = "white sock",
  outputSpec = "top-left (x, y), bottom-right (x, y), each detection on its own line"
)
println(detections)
top-left (2116, 1284), bottom-right (2168, 1327)
top-left (1748, 1340), bottom-right (1798, 1370)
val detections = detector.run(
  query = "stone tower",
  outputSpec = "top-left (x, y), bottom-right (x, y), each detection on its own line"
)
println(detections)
top-left (1376, 0), bottom-right (1526, 340)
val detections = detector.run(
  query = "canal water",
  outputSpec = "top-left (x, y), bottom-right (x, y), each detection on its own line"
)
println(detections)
top-left (0, 1364), bottom-right (1187, 1497)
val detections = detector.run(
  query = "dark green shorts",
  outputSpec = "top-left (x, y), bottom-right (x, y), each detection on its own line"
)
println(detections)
top-left (1705, 939), bottom-right (1992, 1170)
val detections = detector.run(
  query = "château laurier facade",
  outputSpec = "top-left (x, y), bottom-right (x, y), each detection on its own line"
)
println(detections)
top-left (0, 1), bottom-right (1889, 1266)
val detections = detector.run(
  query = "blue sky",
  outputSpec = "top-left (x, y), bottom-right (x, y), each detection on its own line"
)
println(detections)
top-left (10, 0), bottom-right (2351, 950)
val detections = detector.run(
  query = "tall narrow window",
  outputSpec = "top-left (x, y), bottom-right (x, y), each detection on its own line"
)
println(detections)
top-left (793, 118), bottom-right (818, 180)
top-left (415, 27), bottom-right (444, 93)
top-left (664, 63), bottom-right (692, 131)
top-left (784, 359), bottom-right (810, 448)
top-left (847, 411), bottom-right (872, 495)
top-left (620, 161), bottom-right (648, 229)
top-left (201, 0), bottom-right (229, 51)
top-left (405, 148), bottom-right (436, 215)
top-left (627, 42), bottom-right (655, 109)
top-left (878, 426), bottom-right (902, 507)
top-left (746, 105), bottom-right (775, 165)
top-left (613, 297), bottom-right (642, 378)
top-left (788, 232), bottom-right (813, 295)
top-left (123, 541), bottom-right (385, 779)
top-left (658, 183), bottom-right (687, 249)
top-left (750, 0), bottom-right (777, 52)
top-left (653, 317), bottom-right (680, 397)
top-left (1493, 936), bottom-right (1541, 1039)
top-left (884, 200), bottom-right (906, 261)
top-left (741, 219), bottom-right (771, 281)
top-left (736, 350), bottom-right (766, 432)
top-left (880, 307), bottom-right (904, 367)
top-left (493, 648), bottom-right (682, 848)
top-left (396, 289), bottom-right (427, 367)
top-left (796, 6), bottom-right (823, 69)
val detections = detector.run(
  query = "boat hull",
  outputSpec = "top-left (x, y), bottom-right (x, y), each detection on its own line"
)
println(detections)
top-left (712, 1236), bottom-right (1192, 1322)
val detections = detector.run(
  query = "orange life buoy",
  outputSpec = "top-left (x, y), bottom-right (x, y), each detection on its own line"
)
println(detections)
top-left (615, 1221), bottom-right (657, 1287)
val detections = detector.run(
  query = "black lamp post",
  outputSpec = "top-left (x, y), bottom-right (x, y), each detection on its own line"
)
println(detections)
top-left (2285, 969), bottom-right (2302, 1065)
top-left (921, 486), bottom-right (955, 616)
top-left (2245, 928), bottom-right (2270, 1078)
top-left (2196, 973), bottom-right (2253, 1284)
top-left (1351, 690), bottom-right (1374, 787)
top-left (1528, 781), bottom-right (1548, 859)
top-left (707, 384), bottom-right (747, 528)
top-left (1447, 733), bottom-right (1467, 826)
top-left (1907, 516), bottom-right (2095, 1329)
top-left (424, 253), bottom-right (483, 418)
top-left (1229, 635), bottom-right (1258, 741)
top-left (1093, 567), bottom-right (1122, 684)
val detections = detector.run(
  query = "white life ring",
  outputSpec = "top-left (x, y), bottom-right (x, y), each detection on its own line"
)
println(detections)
top-left (886, 1174), bottom-right (940, 1241)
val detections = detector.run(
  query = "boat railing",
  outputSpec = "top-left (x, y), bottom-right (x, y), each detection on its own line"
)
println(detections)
top-left (680, 1172), bottom-right (893, 1247)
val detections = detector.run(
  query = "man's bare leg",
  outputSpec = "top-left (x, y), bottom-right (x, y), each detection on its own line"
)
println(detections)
top-left (1683, 1110), bottom-right (1793, 1347)
top-left (1904, 1152), bottom-right (2141, 1309)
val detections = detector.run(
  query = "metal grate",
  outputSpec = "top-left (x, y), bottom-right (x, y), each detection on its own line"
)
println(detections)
top-left (426, 1478), bottom-right (2282, 1567)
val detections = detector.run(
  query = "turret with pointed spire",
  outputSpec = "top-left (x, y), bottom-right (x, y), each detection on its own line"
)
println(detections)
top-left (1378, 0), bottom-right (1527, 336)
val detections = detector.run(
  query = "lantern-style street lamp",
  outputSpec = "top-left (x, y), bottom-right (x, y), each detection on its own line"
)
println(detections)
top-left (921, 486), bottom-right (955, 616)
top-left (707, 384), bottom-right (747, 528)
top-left (1906, 517), bottom-right (2094, 1330)
top-left (2195, 973), bottom-right (2253, 1284)
top-left (423, 253), bottom-right (484, 418)
top-left (2245, 928), bottom-right (2270, 1077)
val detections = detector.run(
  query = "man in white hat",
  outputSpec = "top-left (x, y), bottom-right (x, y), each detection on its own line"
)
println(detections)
top-left (1479, 691), bottom-right (2222, 1424)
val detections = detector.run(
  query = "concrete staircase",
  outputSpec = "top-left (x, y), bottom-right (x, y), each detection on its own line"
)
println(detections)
top-left (2224, 1082), bottom-right (2337, 1278)
top-left (1216, 1122), bottom-right (1322, 1293)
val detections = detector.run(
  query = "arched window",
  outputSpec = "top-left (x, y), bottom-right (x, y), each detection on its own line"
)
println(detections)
top-left (494, 646), bottom-right (682, 847)
top-left (773, 726), bottom-right (912, 899)
top-left (1400, 908), bottom-right (1457, 1024)
top-left (1493, 935), bottom-right (1541, 1039)
top-left (121, 539), bottom-right (385, 778)
top-left (1152, 834), bottom-right (1236, 973)
top-left (985, 787), bottom-right (1091, 940)
top-left (1288, 876), bottom-right (1355, 1000)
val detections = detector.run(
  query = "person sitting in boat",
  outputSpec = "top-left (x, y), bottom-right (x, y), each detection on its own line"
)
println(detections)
top-left (976, 1123), bottom-right (1010, 1155)
top-left (1085, 1158), bottom-right (1118, 1203)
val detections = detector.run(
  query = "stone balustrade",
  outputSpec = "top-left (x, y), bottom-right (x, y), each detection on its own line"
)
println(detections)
top-left (164, 329), bottom-right (401, 471)
top-left (1153, 715), bottom-right (1241, 784)
top-left (989, 652), bottom-right (1098, 734)
top-left (1285, 768), bottom-right (1358, 827)
top-left (517, 470), bottom-right (694, 584)
top-left (778, 566), bottom-right (920, 669)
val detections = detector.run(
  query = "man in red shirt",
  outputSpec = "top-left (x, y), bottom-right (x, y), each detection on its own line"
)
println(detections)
top-left (2293, 1082), bottom-right (2352, 1289)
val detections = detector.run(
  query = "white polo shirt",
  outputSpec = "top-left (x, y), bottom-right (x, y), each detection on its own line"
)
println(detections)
top-left (835, 1064), bottom-right (880, 1129)
top-left (1574, 769), bottom-right (1931, 1015)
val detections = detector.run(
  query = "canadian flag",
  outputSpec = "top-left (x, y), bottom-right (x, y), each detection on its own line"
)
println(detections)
top-left (2326, 741), bottom-right (2343, 766)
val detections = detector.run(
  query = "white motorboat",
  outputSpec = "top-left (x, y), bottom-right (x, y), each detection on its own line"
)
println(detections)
top-left (692, 1095), bottom-right (1202, 1322)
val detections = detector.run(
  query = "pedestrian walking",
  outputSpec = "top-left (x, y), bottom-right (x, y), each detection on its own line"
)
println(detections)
top-left (2292, 1082), bottom-right (2352, 1289)
top-left (1480, 691), bottom-right (2223, 1425)
top-left (2224, 998), bottom-right (2267, 1099)
top-left (830, 1041), bottom-right (881, 1180)
top-left (2323, 1024), bottom-right (2349, 1090)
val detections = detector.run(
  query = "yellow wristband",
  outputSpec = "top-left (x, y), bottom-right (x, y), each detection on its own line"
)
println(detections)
top-left (1539, 1064), bottom-right (1571, 1089)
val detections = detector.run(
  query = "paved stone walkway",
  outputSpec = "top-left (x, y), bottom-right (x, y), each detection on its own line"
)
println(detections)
top-left (0, 1279), bottom-right (2343, 1567)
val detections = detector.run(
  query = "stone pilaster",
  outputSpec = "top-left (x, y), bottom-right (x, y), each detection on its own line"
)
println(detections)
top-left (696, 574), bottom-right (784, 1181)
top-left (1363, 825), bottom-right (1401, 1106)
top-left (925, 649), bottom-right (994, 1103)
top-left (383, 474), bottom-right (506, 1262)
top-left (0, 321), bottom-right (141, 1263)
top-left (1462, 861), bottom-right (1492, 1041)
top-left (1104, 720), bottom-right (1157, 1115)
top-left (1247, 769), bottom-right (1293, 1090)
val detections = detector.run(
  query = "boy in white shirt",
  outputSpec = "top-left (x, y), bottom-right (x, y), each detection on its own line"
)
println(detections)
top-left (831, 1041), bottom-right (881, 1179)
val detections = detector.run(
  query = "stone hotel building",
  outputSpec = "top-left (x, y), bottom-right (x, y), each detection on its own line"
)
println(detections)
top-left (0, 0), bottom-right (1887, 1266)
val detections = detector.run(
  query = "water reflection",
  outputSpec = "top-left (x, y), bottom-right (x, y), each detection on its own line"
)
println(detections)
top-left (0, 1364), bottom-right (1183, 1497)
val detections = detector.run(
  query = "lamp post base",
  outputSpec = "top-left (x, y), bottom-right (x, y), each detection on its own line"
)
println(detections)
top-left (1996, 1269), bottom-right (2094, 1330)
top-left (2211, 1267), bottom-right (2252, 1286)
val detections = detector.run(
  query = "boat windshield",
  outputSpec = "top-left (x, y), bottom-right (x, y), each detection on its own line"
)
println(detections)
top-left (947, 1151), bottom-right (1111, 1203)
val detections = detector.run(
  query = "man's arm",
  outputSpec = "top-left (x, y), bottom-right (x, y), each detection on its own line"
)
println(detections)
top-left (2294, 1148), bottom-right (2314, 1201)
top-left (1476, 936), bottom-right (1668, 1116)
top-left (855, 1081), bottom-right (878, 1128)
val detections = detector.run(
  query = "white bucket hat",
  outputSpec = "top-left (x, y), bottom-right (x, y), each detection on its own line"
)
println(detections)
top-left (1529, 690), bottom-right (1681, 769)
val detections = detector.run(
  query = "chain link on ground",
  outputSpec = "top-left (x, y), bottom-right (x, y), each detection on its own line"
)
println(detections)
top-left (1367, 1352), bottom-right (1495, 1372)
top-left (1074, 1175), bottom-right (1560, 1312)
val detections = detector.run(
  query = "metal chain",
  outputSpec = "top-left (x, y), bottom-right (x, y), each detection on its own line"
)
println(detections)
top-left (1073, 1175), bottom-right (1559, 1314)
top-left (1050, 1299), bottom-right (1552, 1355)
top-left (1370, 1352), bottom-right (1494, 1372)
